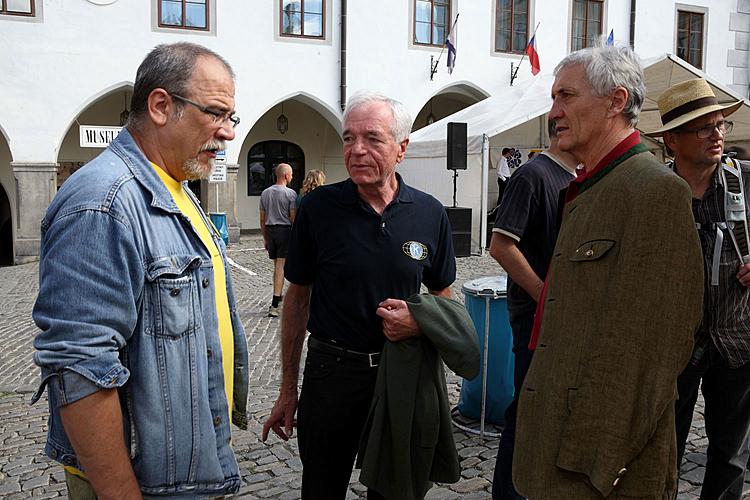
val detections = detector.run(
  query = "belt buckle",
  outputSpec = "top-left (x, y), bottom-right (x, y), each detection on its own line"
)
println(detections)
top-left (368, 353), bottom-right (379, 368)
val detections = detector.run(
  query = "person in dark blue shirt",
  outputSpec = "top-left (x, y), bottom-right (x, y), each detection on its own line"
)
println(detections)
top-left (262, 90), bottom-right (456, 499)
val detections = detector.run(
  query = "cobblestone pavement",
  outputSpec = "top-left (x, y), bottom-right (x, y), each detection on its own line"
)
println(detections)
top-left (0, 233), bottom-right (746, 499)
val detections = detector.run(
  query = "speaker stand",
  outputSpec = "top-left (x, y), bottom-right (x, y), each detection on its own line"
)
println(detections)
top-left (452, 170), bottom-right (458, 207)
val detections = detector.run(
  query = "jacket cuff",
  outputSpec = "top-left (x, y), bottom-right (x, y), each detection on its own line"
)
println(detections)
top-left (33, 363), bottom-right (130, 407)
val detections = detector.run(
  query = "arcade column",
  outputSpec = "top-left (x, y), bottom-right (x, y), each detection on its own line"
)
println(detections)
top-left (13, 162), bottom-right (57, 263)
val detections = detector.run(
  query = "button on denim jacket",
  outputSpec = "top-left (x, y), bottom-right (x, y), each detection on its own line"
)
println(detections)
top-left (32, 128), bottom-right (249, 498)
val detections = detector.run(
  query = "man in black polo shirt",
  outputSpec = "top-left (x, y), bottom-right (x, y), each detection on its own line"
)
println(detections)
top-left (261, 90), bottom-right (455, 499)
top-left (489, 121), bottom-right (577, 499)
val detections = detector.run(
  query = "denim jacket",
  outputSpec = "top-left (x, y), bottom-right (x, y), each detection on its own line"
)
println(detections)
top-left (32, 128), bottom-right (249, 498)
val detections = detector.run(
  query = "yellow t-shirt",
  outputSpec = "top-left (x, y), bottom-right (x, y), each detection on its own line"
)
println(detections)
top-left (151, 163), bottom-right (234, 415)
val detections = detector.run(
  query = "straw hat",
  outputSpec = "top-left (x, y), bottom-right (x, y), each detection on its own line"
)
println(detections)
top-left (647, 78), bottom-right (742, 137)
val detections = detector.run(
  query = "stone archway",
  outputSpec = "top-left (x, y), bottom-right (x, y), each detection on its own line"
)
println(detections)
top-left (412, 83), bottom-right (490, 132)
top-left (236, 95), bottom-right (343, 232)
top-left (0, 127), bottom-right (14, 265)
top-left (0, 182), bottom-right (12, 266)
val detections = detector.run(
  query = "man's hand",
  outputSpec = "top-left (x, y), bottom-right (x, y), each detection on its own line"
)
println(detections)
top-left (377, 298), bottom-right (421, 342)
top-left (262, 388), bottom-right (298, 441)
top-left (737, 262), bottom-right (750, 287)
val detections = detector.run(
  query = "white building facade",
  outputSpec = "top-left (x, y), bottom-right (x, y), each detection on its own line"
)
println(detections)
top-left (1, 0), bottom-right (746, 263)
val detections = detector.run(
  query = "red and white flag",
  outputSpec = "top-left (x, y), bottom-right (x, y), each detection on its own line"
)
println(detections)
top-left (526, 35), bottom-right (540, 76)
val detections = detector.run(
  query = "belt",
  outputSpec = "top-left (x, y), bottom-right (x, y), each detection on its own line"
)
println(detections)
top-left (308, 337), bottom-right (381, 368)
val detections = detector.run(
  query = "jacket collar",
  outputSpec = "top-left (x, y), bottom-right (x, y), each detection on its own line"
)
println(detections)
top-left (108, 128), bottom-right (183, 214)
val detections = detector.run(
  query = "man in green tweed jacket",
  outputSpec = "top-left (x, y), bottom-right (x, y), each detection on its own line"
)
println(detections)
top-left (512, 43), bottom-right (704, 499)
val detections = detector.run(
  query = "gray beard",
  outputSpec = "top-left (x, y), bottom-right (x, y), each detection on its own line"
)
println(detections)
top-left (182, 157), bottom-right (215, 181)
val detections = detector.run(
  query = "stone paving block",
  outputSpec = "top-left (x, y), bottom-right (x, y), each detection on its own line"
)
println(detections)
top-left (0, 479), bottom-right (21, 495)
top-left (451, 476), bottom-right (490, 494)
top-left (684, 452), bottom-right (707, 466)
top-left (425, 487), bottom-right (461, 500)
top-left (682, 466), bottom-right (705, 485)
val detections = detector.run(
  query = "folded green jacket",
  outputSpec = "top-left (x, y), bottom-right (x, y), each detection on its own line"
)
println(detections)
top-left (357, 293), bottom-right (480, 500)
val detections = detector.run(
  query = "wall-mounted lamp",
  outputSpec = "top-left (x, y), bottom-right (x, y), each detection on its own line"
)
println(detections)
top-left (119, 91), bottom-right (130, 126)
top-left (277, 103), bottom-right (289, 134)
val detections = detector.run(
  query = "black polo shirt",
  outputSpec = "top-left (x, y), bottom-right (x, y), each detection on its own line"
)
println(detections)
top-left (285, 174), bottom-right (456, 352)
top-left (492, 152), bottom-right (574, 321)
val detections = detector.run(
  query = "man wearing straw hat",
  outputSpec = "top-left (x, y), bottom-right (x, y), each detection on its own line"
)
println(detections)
top-left (649, 78), bottom-right (750, 499)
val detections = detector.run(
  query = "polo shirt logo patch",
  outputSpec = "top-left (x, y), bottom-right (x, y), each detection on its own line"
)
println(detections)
top-left (403, 241), bottom-right (428, 261)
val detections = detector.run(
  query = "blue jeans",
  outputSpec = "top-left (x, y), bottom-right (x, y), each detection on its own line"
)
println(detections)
top-left (675, 345), bottom-right (750, 500)
top-left (492, 313), bottom-right (534, 500)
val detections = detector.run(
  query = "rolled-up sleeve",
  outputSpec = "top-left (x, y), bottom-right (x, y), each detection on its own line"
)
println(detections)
top-left (32, 207), bottom-right (141, 407)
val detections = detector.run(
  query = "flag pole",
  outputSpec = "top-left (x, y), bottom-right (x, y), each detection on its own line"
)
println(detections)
top-left (510, 21), bottom-right (540, 85)
top-left (430, 13), bottom-right (459, 80)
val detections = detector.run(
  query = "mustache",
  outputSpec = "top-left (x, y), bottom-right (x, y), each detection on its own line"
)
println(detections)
top-left (199, 140), bottom-right (226, 153)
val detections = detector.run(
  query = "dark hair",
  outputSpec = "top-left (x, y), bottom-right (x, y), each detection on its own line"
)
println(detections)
top-left (128, 42), bottom-right (234, 129)
top-left (502, 147), bottom-right (512, 155)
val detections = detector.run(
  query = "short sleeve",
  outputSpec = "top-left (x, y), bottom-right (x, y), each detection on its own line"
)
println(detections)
top-left (493, 173), bottom-right (536, 241)
top-left (284, 199), bottom-right (316, 285)
top-left (423, 206), bottom-right (456, 291)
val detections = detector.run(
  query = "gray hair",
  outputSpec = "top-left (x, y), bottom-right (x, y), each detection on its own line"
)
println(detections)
top-left (128, 42), bottom-right (234, 129)
top-left (555, 42), bottom-right (645, 128)
top-left (343, 90), bottom-right (412, 143)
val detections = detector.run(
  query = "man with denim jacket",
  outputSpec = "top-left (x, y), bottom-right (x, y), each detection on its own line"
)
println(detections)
top-left (32, 43), bottom-right (249, 499)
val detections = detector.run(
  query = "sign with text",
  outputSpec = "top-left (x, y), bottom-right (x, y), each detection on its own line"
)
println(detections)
top-left (79, 125), bottom-right (123, 148)
top-left (209, 150), bottom-right (227, 183)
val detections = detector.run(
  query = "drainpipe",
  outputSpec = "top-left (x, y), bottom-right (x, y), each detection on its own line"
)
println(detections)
top-left (629, 0), bottom-right (636, 49)
top-left (340, 0), bottom-right (347, 112)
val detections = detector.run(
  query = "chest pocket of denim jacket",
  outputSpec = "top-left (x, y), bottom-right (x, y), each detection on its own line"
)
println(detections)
top-left (145, 255), bottom-right (202, 339)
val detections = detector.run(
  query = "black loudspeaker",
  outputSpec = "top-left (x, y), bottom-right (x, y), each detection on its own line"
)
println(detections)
top-left (445, 206), bottom-right (472, 257)
top-left (447, 122), bottom-right (467, 170)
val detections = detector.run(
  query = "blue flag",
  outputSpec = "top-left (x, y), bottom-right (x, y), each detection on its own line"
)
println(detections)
top-left (446, 29), bottom-right (457, 74)
top-left (606, 29), bottom-right (614, 45)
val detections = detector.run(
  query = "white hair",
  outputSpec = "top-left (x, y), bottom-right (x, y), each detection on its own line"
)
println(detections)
top-left (343, 90), bottom-right (412, 143)
top-left (555, 42), bottom-right (645, 128)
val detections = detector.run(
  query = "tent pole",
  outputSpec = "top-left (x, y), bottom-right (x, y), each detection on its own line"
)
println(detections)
top-left (480, 134), bottom-right (489, 256)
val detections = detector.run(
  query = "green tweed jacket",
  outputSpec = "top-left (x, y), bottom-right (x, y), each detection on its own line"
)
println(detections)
top-left (357, 294), bottom-right (480, 500)
top-left (513, 150), bottom-right (704, 499)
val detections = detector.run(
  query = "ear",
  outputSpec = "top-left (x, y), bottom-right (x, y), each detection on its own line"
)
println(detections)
top-left (396, 139), bottom-right (409, 163)
top-left (663, 131), bottom-right (678, 150)
top-left (147, 88), bottom-right (172, 127)
top-left (609, 86), bottom-right (628, 117)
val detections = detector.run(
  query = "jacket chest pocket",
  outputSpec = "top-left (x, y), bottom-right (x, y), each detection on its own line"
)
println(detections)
top-left (145, 255), bottom-right (203, 339)
top-left (569, 239), bottom-right (616, 262)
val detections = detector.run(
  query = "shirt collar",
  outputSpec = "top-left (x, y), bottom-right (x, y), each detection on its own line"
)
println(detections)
top-left (341, 172), bottom-right (414, 206)
top-left (565, 130), bottom-right (647, 202)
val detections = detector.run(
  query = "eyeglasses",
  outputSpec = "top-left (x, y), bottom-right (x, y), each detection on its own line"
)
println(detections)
top-left (679, 120), bottom-right (733, 139)
top-left (170, 93), bottom-right (240, 129)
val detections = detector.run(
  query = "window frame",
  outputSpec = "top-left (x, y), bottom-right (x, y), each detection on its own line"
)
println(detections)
top-left (279, 0), bottom-right (326, 40)
top-left (570, 0), bottom-right (604, 52)
top-left (676, 8), bottom-right (705, 70)
top-left (157, 0), bottom-right (210, 32)
top-left (0, 0), bottom-right (34, 17)
top-left (494, 0), bottom-right (530, 54)
top-left (413, 0), bottom-right (452, 47)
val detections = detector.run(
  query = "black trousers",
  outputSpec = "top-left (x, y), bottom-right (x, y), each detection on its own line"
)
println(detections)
top-left (496, 177), bottom-right (507, 208)
top-left (492, 313), bottom-right (534, 500)
top-left (297, 346), bottom-right (385, 500)
top-left (675, 345), bottom-right (750, 500)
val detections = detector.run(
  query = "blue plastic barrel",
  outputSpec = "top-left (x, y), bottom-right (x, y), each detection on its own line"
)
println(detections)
top-left (458, 275), bottom-right (515, 425)
top-left (209, 212), bottom-right (229, 246)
